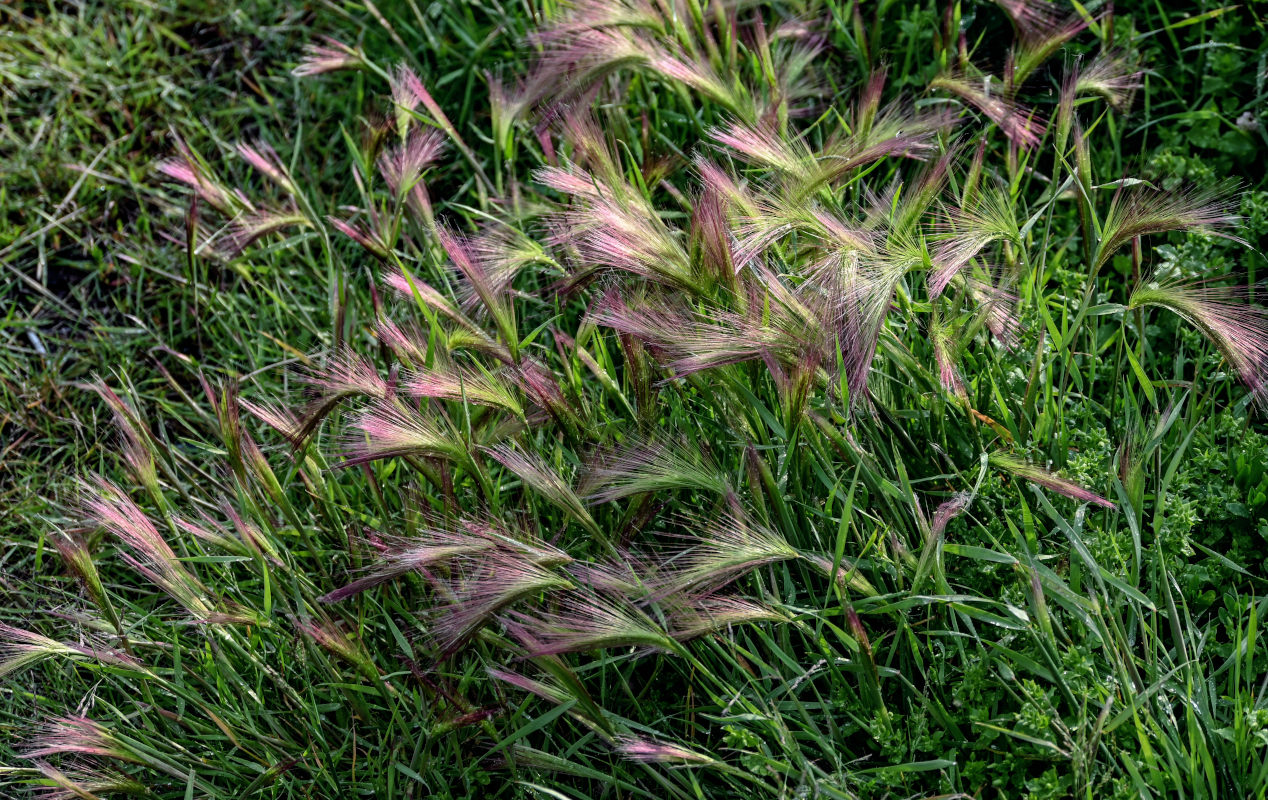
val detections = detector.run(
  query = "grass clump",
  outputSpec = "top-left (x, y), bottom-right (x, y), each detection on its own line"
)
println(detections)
top-left (4, 1), bottom-right (1268, 798)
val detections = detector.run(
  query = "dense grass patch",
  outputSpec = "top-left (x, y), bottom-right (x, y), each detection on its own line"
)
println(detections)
top-left (4, 1), bottom-right (1268, 798)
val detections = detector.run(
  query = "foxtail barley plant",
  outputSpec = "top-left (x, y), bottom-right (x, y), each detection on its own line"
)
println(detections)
top-left (9, 1), bottom-right (1268, 798)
